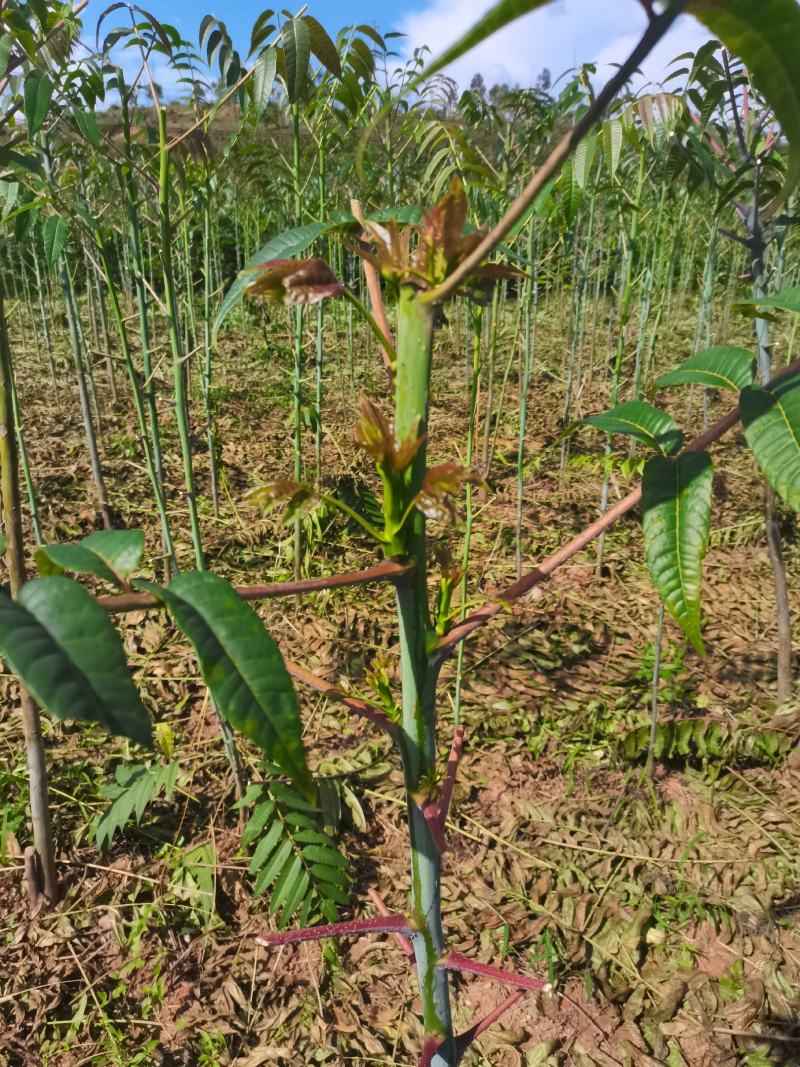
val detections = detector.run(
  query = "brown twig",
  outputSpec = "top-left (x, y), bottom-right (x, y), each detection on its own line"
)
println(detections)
top-left (98, 557), bottom-right (412, 614)
top-left (368, 887), bottom-right (415, 961)
top-left (283, 659), bottom-right (398, 737)
top-left (437, 354), bottom-right (800, 655)
top-left (256, 914), bottom-right (414, 947)
top-left (423, 3), bottom-right (688, 305)
top-left (350, 198), bottom-right (395, 382)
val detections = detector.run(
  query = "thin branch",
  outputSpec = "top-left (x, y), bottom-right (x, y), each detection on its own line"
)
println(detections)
top-left (256, 914), bottom-right (415, 947)
top-left (367, 887), bottom-right (415, 961)
top-left (423, 2), bottom-right (688, 305)
top-left (437, 354), bottom-right (800, 655)
top-left (439, 950), bottom-right (549, 993)
top-left (284, 658), bottom-right (398, 737)
top-left (98, 558), bottom-right (412, 613)
top-left (454, 991), bottom-right (524, 1055)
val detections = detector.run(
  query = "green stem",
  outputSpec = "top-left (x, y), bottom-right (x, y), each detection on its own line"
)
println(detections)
top-left (158, 106), bottom-right (204, 570)
top-left (454, 305), bottom-right (482, 726)
top-left (393, 287), bottom-right (454, 1060)
top-left (0, 283), bottom-right (58, 904)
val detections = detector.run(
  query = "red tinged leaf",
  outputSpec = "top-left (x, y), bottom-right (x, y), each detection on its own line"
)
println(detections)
top-left (244, 258), bottom-right (344, 306)
top-left (354, 396), bottom-right (425, 474)
top-left (414, 462), bottom-right (482, 522)
top-left (245, 481), bottom-right (317, 523)
top-left (355, 178), bottom-right (523, 297)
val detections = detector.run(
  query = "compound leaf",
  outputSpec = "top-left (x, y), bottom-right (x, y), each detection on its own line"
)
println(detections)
top-left (687, 0), bottom-right (800, 209)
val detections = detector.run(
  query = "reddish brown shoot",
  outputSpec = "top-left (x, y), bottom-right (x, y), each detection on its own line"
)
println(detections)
top-left (256, 914), bottom-right (415, 947)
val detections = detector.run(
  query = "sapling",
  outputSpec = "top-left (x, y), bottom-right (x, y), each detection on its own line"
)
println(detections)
top-left (3, 3), bottom-right (800, 1063)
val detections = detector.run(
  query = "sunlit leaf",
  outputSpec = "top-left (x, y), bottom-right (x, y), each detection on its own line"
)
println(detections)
top-left (642, 451), bottom-right (714, 656)
top-left (281, 15), bottom-right (311, 103)
top-left (251, 46), bottom-right (276, 115)
top-left (35, 530), bottom-right (145, 587)
top-left (418, 0), bottom-right (558, 82)
top-left (42, 214), bottom-right (68, 269)
top-left (745, 285), bottom-right (800, 314)
top-left (0, 578), bottom-right (152, 746)
top-left (139, 573), bottom-right (312, 794)
top-left (740, 374), bottom-right (800, 510)
top-left (654, 346), bottom-right (755, 392)
top-left (23, 69), bottom-right (53, 136)
top-left (582, 401), bottom-right (683, 455)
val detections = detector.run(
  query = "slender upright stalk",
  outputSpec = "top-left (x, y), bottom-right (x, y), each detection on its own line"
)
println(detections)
top-left (158, 106), bottom-right (204, 569)
top-left (201, 172), bottom-right (220, 518)
top-left (60, 259), bottom-right (113, 530)
top-left (516, 224), bottom-right (536, 578)
top-left (94, 238), bottom-right (177, 570)
top-left (0, 286), bottom-right (58, 905)
top-left (454, 306), bottom-right (482, 724)
top-left (646, 605), bottom-right (665, 781)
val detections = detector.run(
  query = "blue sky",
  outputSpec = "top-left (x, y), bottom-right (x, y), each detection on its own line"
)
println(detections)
top-left (80, 1), bottom-right (713, 99)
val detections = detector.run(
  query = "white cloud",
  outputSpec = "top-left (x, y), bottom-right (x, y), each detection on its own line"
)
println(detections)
top-left (398, 0), bottom-right (711, 92)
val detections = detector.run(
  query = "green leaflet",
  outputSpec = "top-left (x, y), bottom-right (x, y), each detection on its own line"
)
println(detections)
top-left (35, 530), bottom-right (145, 587)
top-left (42, 214), bottom-right (68, 269)
top-left (744, 285), bottom-right (800, 315)
top-left (74, 107), bottom-right (100, 147)
top-left (602, 119), bottom-right (623, 182)
top-left (419, 0), bottom-right (558, 82)
top-left (654, 347), bottom-right (756, 392)
top-left (642, 452), bottom-right (714, 656)
top-left (94, 761), bottom-right (182, 849)
top-left (251, 47), bottom-right (276, 115)
top-left (0, 35), bottom-right (13, 82)
top-left (582, 401), bottom-right (683, 455)
top-left (23, 69), bottom-right (53, 136)
top-left (301, 14), bottom-right (341, 79)
top-left (0, 578), bottom-right (153, 746)
top-left (138, 572), bottom-right (311, 794)
top-left (687, 0), bottom-right (800, 210)
top-left (281, 16), bottom-right (311, 103)
top-left (740, 375), bottom-right (800, 510)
